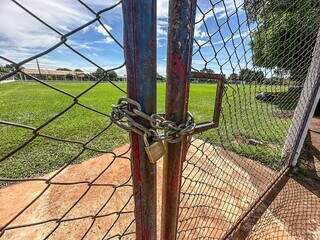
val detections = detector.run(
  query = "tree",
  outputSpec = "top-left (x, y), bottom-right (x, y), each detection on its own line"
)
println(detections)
top-left (0, 64), bottom-right (13, 74)
top-left (0, 64), bottom-right (13, 71)
top-left (238, 68), bottom-right (265, 83)
top-left (156, 72), bottom-right (165, 81)
top-left (196, 67), bottom-right (215, 83)
top-left (227, 73), bottom-right (239, 82)
top-left (244, 0), bottom-right (320, 83)
top-left (66, 73), bottom-right (74, 80)
top-left (0, 65), bottom-right (6, 73)
top-left (265, 76), bottom-right (282, 85)
top-left (74, 69), bottom-right (83, 72)
top-left (200, 67), bottom-right (215, 73)
top-left (108, 70), bottom-right (117, 80)
top-left (274, 68), bottom-right (287, 78)
top-left (93, 68), bottom-right (104, 79)
top-left (93, 68), bottom-right (117, 81)
top-left (56, 68), bottom-right (71, 71)
top-left (5, 64), bottom-right (14, 68)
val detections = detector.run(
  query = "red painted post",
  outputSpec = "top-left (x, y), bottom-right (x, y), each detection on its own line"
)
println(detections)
top-left (122, 1), bottom-right (157, 239)
top-left (161, 1), bottom-right (197, 240)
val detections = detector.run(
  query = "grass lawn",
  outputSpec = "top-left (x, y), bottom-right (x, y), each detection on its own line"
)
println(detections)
top-left (0, 81), bottom-right (292, 180)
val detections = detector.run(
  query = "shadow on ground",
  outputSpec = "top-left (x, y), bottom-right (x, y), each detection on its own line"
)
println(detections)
top-left (232, 118), bottom-right (320, 240)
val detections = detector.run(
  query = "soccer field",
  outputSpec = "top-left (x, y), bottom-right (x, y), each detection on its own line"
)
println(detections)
top-left (0, 81), bottom-right (291, 179)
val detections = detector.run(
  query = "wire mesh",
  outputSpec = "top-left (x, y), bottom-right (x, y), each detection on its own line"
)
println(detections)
top-left (178, 0), bottom-right (320, 239)
top-left (1, 0), bottom-right (320, 239)
top-left (0, 1), bottom-right (135, 239)
top-left (231, 172), bottom-right (320, 240)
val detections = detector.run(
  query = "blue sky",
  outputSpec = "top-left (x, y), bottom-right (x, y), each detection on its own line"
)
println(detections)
top-left (0, 0), bottom-right (252, 77)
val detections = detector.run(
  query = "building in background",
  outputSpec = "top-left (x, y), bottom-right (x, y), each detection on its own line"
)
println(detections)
top-left (20, 68), bottom-right (86, 81)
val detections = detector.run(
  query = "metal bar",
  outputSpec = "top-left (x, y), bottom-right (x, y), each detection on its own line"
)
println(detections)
top-left (122, 1), bottom-right (157, 239)
top-left (191, 72), bottom-right (225, 133)
top-left (193, 122), bottom-right (218, 134)
top-left (213, 75), bottom-right (225, 125)
top-left (291, 84), bottom-right (320, 166)
top-left (222, 166), bottom-right (290, 239)
top-left (191, 72), bottom-right (225, 81)
top-left (230, 170), bottom-right (291, 239)
top-left (161, 1), bottom-right (197, 240)
top-left (36, 58), bottom-right (43, 80)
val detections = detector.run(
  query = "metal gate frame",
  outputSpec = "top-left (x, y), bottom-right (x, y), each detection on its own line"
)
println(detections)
top-left (158, 2), bottom-right (320, 240)
top-left (160, 0), bottom-right (198, 240)
top-left (121, 1), bottom-right (320, 239)
top-left (122, 1), bottom-right (157, 239)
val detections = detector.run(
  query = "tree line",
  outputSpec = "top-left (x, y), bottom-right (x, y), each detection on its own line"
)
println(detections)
top-left (0, 64), bottom-right (287, 84)
top-left (245, 0), bottom-right (320, 84)
top-left (227, 69), bottom-right (284, 85)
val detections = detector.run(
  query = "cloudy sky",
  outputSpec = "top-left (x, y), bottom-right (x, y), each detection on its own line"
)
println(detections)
top-left (0, 0), bottom-right (252, 76)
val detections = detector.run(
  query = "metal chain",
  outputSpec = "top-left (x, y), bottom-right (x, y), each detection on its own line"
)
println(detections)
top-left (111, 97), bottom-right (196, 143)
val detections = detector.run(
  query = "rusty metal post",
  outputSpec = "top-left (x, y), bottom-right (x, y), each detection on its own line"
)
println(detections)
top-left (122, 1), bottom-right (157, 239)
top-left (161, 1), bottom-right (197, 240)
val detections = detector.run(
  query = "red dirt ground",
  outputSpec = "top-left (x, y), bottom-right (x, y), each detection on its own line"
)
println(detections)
top-left (236, 118), bottom-right (320, 240)
top-left (0, 130), bottom-right (319, 239)
top-left (0, 146), bottom-right (136, 240)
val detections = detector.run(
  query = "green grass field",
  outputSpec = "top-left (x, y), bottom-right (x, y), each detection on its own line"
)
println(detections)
top-left (0, 81), bottom-right (292, 180)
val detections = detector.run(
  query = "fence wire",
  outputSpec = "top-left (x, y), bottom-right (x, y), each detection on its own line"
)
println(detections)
top-left (178, 0), bottom-right (320, 239)
top-left (1, 0), bottom-right (320, 239)
top-left (0, 1), bottom-right (135, 239)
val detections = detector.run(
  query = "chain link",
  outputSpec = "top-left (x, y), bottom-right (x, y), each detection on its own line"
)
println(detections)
top-left (111, 98), bottom-right (196, 143)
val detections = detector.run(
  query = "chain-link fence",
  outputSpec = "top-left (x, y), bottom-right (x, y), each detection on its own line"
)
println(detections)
top-left (1, 0), bottom-right (320, 239)
top-left (176, 0), bottom-right (320, 239)
top-left (0, 1), bottom-right (136, 239)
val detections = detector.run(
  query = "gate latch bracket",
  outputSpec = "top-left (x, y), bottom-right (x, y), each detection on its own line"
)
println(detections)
top-left (190, 72), bottom-right (225, 134)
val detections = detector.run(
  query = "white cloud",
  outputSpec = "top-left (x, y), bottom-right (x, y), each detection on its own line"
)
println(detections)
top-left (194, 30), bottom-right (250, 50)
top-left (0, 0), bottom-right (93, 62)
top-left (157, 63), bottom-right (166, 76)
top-left (157, 19), bottom-right (168, 36)
top-left (95, 24), bottom-right (114, 44)
top-left (157, 18), bottom-right (168, 47)
top-left (194, 0), bottom-right (245, 41)
top-left (0, 0), bottom-right (248, 74)
top-left (81, 0), bottom-right (121, 12)
top-left (214, 0), bottom-right (244, 20)
top-left (71, 41), bottom-right (96, 50)
top-left (194, 28), bottom-right (207, 39)
top-left (194, 40), bottom-right (209, 47)
top-left (156, 0), bottom-right (169, 47)
top-left (157, 0), bottom-right (169, 18)
top-left (157, 27), bottom-right (167, 38)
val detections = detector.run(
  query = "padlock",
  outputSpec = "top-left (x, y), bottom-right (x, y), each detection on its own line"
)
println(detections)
top-left (144, 134), bottom-right (166, 164)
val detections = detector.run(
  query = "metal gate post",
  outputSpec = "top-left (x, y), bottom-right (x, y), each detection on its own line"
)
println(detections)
top-left (161, 1), bottom-right (197, 240)
top-left (122, 1), bottom-right (157, 239)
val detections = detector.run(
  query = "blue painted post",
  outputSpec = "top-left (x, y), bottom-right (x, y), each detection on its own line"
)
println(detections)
top-left (161, 1), bottom-right (197, 240)
top-left (122, 1), bottom-right (157, 239)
